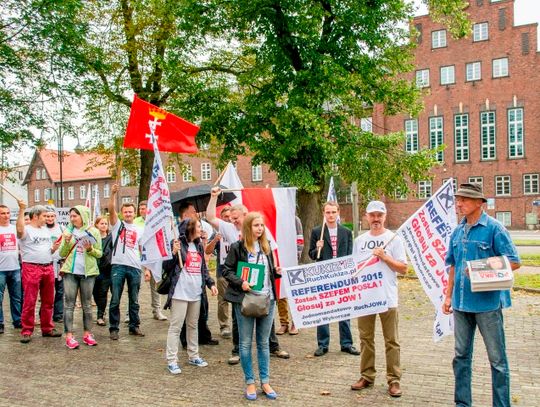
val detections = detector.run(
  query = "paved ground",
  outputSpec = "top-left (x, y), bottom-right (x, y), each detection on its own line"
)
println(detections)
top-left (1, 278), bottom-right (539, 407)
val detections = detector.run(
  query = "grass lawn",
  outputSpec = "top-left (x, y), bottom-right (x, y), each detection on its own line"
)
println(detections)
top-left (514, 273), bottom-right (540, 289)
top-left (513, 239), bottom-right (540, 246)
top-left (520, 254), bottom-right (540, 267)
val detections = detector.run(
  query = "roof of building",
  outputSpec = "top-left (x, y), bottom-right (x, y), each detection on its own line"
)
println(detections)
top-left (23, 149), bottom-right (113, 184)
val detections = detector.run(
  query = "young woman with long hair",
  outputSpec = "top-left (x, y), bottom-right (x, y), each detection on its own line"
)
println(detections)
top-left (93, 216), bottom-right (112, 326)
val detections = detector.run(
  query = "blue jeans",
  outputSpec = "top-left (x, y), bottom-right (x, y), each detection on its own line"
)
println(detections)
top-left (63, 273), bottom-right (95, 333)
top-left (453, 309), bottom-right (510, 407)
top-left (317, 319), bottom-right (353, 349)
top-left (109, 265), bottom-right (141, 332)
top-left (0, 269), bottom-right (22, 327)
top-left (234, 300), bottom-right (275, 385)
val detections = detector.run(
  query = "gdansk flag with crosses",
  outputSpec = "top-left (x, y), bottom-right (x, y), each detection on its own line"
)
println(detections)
top-left (123, 94), bottom-right (199, 153)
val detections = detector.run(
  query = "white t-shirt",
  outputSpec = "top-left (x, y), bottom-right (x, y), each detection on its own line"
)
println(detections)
top-left (173, 242), bottom-right (203, 301)
top-left (328, 227), bottom-right (338, 258)
top-left (218, 220), bottom-right (242, 265)
top-left (0, 224), bottom-right (19, 271)
top-left (19, 225), bottom-right (53, 264)
top-left (110, 221), bottom-right (143, 270)
top-left (353, 230), bottom-right (407, 308)
top-left (47, 223), bottom-right (64, 277)
top-left (248, 242), bottom-right (273, 300)
top-left (70, 228), bottom-right (88, 275)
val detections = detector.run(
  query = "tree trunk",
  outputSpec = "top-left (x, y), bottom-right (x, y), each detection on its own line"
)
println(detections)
top-left (297, 189), bottom-right (323, 264)
top-left (137, 149), bottom-right (154, 203)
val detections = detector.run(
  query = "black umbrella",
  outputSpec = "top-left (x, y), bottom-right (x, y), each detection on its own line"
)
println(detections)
top-left (170, 184), bottom-right (237, 215)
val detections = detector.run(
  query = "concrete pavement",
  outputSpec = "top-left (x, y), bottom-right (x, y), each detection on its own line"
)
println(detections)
top-left (1, 278), bottom-right (539, 406)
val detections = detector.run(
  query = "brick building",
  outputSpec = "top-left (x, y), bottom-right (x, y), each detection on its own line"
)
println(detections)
top-left (373, 0), bottom-right (540, 229)
top-left (23, 148), bottom-right (279, 213)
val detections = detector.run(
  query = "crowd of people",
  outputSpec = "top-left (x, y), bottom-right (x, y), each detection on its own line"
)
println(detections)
top-left (0, 182), bottom-right (520, 405)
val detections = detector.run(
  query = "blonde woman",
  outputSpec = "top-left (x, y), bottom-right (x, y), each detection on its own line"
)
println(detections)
top-left (222, 212), bottom-right (281, 400)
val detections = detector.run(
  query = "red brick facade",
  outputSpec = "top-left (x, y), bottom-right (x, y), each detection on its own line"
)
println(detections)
top-left (373, 0), bottom-right (540, 229)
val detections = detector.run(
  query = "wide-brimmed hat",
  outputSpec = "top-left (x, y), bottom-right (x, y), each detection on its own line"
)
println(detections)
top-left (455, 183), bottom-right (487, 202)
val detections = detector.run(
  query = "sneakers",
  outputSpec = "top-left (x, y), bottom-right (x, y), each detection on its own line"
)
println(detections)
top-left (220, 328), bottom-right (232, 338)
top-left (228, 355), bottom-right (240, 365)
top-left (271, 349), bottom-right (290, 359)
top-left (168, 363), bottom-right (182, 375)
top-left (289, 324), bottom-right (299, 335)
top-left (188, 358), bottom-right (209, 367)
top-left (20, 334), bottom-right (32, 344)
top-left (110, 330), bottom-right (119, 340)
top-left (153, 312), bottom-right (168, 321)
top-left (129, 327), bottom-right (145, 337)
top-left (96, 318), bottom-right (106, 326)
top-left (42, 329), bottom-right (62, 337)
top-left (83, 333), bottom-right (98, 346)
top-left (276, 325), bottom-right (288, 335)
top-left (65, 336), bottom-right (80, 350)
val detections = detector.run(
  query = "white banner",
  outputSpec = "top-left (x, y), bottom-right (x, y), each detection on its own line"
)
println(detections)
top-left (282, 255), bottom-right (388, 329)
top-left (396, 179), bottom-right (457, 342)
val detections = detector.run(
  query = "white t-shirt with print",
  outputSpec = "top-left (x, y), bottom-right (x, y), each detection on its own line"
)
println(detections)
top-left (19, 225), bottom-right (53, 264)
top-left (110, 221), bottom-right (143, 270)
top-left (0, 224), bottom-right (19, 271)
top-left (70, 228), bottom-right (89, 275)
top-left (328, 227), bottom-right (338, 258)
top-left (353, 229), bottom-right (407, 308)
top-left (173, 242), bottom-right (203, 301)
top-left (218, 220), bottom-right (242, 265)
top-left (247, 242), bottom-right (273, 300)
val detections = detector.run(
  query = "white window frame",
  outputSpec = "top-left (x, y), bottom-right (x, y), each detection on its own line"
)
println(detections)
top-left (166, 166), bottom-right (177, 183)
top-left (466, 61), bottom-right (482, 82)
top-left (442, 178), bottom-right (458, 193)
top-left (468, 176), bottom-right (484, 190)
top-left (495, 175), bottom-right (511, 197)
top-left (523, 173), bottom-right (539, 195)
top-left (201, 163), bottom-right (211, 181)
top-left (182, 164), bottom-right (193, 183)
top-left (508, 108), bottom-right (524, 158)
top-left (429, 116), bottom-right (444, 162)
top-left (36, 169), bottom-right (41, 180)
top-left (360, 117), bottom-right (373, 132)
top-left (473, 22), bottom-right (489, 42)
top-left (454, 114), bottom-right (469, 162)
top-left (80, 185), bottom-right (86, 199)
top-left (34, 189), bottom-right (40, 202)
top-left (121, 170), bottom-right (130, 187)
top-left (44, 188), bottom-right (52, 201)
top-left (480, 111), bottom-right (496, 160)
top-left (415, 69), bottom-right (430, 88)
top-left (121, 196), bottom-right (132, 204)
top-left (432, 30), bottom-right (447, 48)
top-left (251, 165), bottom-right (263, 182)
top-left (496, 212), bottom-right (511, 227)
top-left (418, 180), bottom-right (432, 199)
top-left (440, 65), bottom-right (455, 85)
top-left (492, 57), bottom-right (508, 78)
top-left (68, 186), bottom-right (74, 200)
top-left (41, 169), bottom-right (47, 179)
top-left (103, 183), bottom-right (110, 198)
top-left (405, 119), bottom-right (419, 153)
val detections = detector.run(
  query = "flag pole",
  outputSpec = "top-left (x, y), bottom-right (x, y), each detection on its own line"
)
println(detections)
top-left (0, 184), bottom-right (22, 201)
top-left (351, 232), bottom-right (398, 278)
top-left (316, 219), bottom-right (326, 260)
top-left (213, 161), bottom-right (231, 186)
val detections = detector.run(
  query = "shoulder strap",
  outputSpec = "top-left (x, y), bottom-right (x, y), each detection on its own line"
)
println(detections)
top-left (112, 221), bottom-right (125, 256)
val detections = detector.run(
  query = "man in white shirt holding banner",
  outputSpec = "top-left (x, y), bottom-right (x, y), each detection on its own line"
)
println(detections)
top-left (351, 200), bottom-right (407, 398)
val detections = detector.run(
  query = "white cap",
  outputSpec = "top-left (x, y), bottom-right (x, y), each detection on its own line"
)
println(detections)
top-left (366, 200), bottom-right (386, 214)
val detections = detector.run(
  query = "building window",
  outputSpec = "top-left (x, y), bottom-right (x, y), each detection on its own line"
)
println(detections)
top-left (454, 114), bottom-right (469, 162)
top-left (201, 163), bottom-right (211, 181)
top-left (360, 117), bottom-right (373, 132)
top-left (251, 165), bottom-right (263, 182)
top-left (429, 117), bottom-right (444, 162)
top-left (405, 119), bottom-right (419, 153)
top-left (200, 143), bottom-right (210, 150)
top-left (166, 166), bottom-right (176, 183)
top-left (34, 189), bottom-right (40, 202)
top-left (103, 183), bottom-right (110, 198)
top-left (418, 180), bottom-right (432, 199)
top-left (468, 176), bottom-right (483, 190)
top-left (508, 108), bottom-right (524, 158)
top-left (121, 170), bottom-right (130, 186)
top-left (394, 187), bottom-right (407, 200)
top-left (466, 62), bottom-right (481, 81)
top-left (480, 111), bottom-right (496, 160)
top-left (496, 212), bottom-right (511, 227)
top-left (182, 164), bottom-right (193, 182)
top-left (442, 178), bottom-right (458, 193)
top-left (36, 169), bottom-right (41, 180)
top-left (68, 186), bottom-right (74, 200)
top-left (44, 188), bottom-right (52, 201)
top-left (473, 22), bottom-right (489, 41)
top-left (495, 175), bottom-right (511, 196)
top-left (432, 30), bottom-right (447, 48)
top-left (492, 57), bottom-right (508, 78)
top-left (523, 174), bottom-right (539, 195)
top-left (415, 69), bottom-right (430, 88)
top-left (56, 187), bottom-right (65, 202)
top-left (41, 169), bottom-right (47, 179)
top-left (121, 196), bottom-right (132, 204)
top-left (440, 65), bottom-right (455, 85)
top-left (80, 185), bottom-right (86, 199)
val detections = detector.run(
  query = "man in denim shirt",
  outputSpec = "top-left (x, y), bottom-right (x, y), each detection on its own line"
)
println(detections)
top-left (443, 183), bottom-right (520, 407)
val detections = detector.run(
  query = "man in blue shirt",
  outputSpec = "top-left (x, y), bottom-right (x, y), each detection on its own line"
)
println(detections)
top-left (443, 183), bottom-right (520, 407)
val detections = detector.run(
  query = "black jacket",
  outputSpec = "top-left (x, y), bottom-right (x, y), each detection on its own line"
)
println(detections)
top-left (163, 222), bottom-right (215, 310)
top-left (308, 224), bottom-right (352, 261)
top-left (222, 240), bottom-right (281, 304)
top-left (97, 233), bottom-right (113, 277)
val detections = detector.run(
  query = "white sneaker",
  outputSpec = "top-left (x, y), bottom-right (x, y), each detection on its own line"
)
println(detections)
top-left (153, 312), bottom-right (168, 321)
top-left (167, 363), bottom-right (181, 375)
top-left (188, 358), bottom-right (208, 367)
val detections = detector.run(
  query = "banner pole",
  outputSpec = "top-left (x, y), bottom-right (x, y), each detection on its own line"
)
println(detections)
top-left (316, 219), bottom-right (326, 260)
top-left (0, 184), bottom-right (22, 201)
top-left (213, 161), bottom-right (231, 186)
top-left (352, 232), bottom-right (398, 278)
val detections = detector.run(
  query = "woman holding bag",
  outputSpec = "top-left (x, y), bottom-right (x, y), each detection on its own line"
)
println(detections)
top-left (222, 212), bottom-right (281, 401)
top-left (58, 206), bottom-right (102, 349)
top-left (163, 217), bottom-right (218, 375)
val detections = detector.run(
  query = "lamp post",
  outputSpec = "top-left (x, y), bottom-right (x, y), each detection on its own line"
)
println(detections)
top-left (57, 126), bottom-right (64, 207)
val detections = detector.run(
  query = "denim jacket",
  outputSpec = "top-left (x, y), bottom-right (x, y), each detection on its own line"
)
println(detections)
top-left (445, 211), bottom-right (520, 313)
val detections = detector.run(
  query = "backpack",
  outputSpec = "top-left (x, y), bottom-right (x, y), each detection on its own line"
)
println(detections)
top-left (99, 222), bottom-right (125, 272)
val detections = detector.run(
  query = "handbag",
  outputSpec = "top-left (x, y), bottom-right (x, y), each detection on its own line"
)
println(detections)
top-left (156, 267), bottom-right (173, 295)
top-left (241, 291), bottom-right (270, 318)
